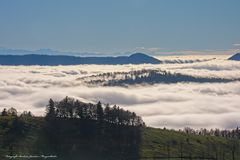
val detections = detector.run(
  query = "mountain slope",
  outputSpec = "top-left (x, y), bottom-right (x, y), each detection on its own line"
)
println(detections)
top-left (0, 53), bottom-right (161, 65)
top-left (228, 53), bottom-right (240, 61)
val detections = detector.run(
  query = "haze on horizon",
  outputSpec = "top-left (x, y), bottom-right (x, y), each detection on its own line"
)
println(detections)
top-left (0, 0), bottom-right (240, 55)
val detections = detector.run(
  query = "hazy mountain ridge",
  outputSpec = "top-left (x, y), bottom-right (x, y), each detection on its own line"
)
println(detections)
top-left (0, 48), bottom-right (89, 56)
top-left (0, 53), bottom-right (161, 65)
top-left (0, 48), bottom-right (220, 65)
top-left (228, 53), bottom-right (240, 61)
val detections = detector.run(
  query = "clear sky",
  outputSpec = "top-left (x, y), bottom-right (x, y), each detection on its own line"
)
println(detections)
top-left (0, 0), bottom-right (240, 55)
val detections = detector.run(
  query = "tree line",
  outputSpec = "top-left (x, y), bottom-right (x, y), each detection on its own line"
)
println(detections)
top-left (0, 107), bottom-right (32, 117)
top-left (182, 127), bottom-right (240, 140)
top-left (2, 101), bottom-right (240, 140)
top-left (2, 97), bottom-right (240, 140)
top-left (45, 96), bottom-right (145, 127)
top-left (0, 97), bottom-right (144, 127)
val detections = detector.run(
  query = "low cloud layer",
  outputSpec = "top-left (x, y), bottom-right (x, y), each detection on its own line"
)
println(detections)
top-left (0, 57), bottom-right (240, 129)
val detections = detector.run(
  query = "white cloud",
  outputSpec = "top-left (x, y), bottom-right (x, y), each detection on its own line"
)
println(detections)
top-left (0, 58), bottom-right (240, 129)
top-left (233, 43), bottom-right (240, 46)
top-left (133, 47), bottom-right (238, 56)
top-left (134, 47), bottom-right (164, 54)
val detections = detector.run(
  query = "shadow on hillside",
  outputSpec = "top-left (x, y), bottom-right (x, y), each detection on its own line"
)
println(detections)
top-left (0, 117), bottom-right (143, 160)
top-left (36, 118), bottom-right (143, 160)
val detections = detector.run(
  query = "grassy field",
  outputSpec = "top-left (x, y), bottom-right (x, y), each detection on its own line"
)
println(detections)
top-left (0, 116), bottom-right (239, 160)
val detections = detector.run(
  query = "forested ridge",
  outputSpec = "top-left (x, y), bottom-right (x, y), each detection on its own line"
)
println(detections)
top-left (78, 69), bottom-right (239, 86)
top-left (0, 97), bottom-right (240, 160)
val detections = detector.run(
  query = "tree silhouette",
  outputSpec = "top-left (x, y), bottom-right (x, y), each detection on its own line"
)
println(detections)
top-left (1, 108), bottom-right (7, 116)
top-left (104, 104), bottom-right (111, 123)
top-left (96, 101), bottom-right (104, 123)
top-left (46, 98), bottom-right (56, 119)
top-left (20, 111), bottom-right (32, 118)
top-left (44, 96), bottom-right (145, 127)
top-left (7, 107), bottom-right (17, 116)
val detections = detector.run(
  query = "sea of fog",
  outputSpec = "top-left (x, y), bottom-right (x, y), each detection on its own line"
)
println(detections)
top-left (0, 55), bottom-right (240, 129)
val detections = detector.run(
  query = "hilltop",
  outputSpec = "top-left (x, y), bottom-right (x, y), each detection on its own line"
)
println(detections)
top-left (228, 53), bottom-right (240, 61)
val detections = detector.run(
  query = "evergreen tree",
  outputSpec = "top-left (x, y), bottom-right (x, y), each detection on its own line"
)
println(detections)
top-left (46, 98), bottom-right (56, 119)
top-left (7, 107), bottom-right (17, 116)
top-left (104, 104), bottom-right (110, 122)
top-left (1, 108), bottom-right (8, 116)
top-left (75, 100), bottom-right (83, 119)
top-left (96, 101), bottom-right (104, 123)
top-left (20, 111), bottom-right (33, 118)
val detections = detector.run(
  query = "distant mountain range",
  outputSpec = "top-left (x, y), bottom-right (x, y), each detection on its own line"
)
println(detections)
top-left (0, 48), bottom-right (219, 65)
top-left (0, 53), bottom-right (161, 65)
top-left (228, 53), bottom-right (240, 61)
top-left (0, 48), bottom-right (94, 56)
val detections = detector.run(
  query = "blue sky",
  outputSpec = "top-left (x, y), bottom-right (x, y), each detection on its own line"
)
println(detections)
top-left (0, 0), bottom-right (240, 55)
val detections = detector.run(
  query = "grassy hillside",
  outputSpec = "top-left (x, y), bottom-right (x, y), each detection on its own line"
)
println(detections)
top-left (141, 127), bottom-right (240, 159)
top-left (1, 116), bottom-right (240, 160)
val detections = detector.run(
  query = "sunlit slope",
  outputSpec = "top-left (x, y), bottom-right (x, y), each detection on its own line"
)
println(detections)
top-left (141, 127), bottom-right (239, 159)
